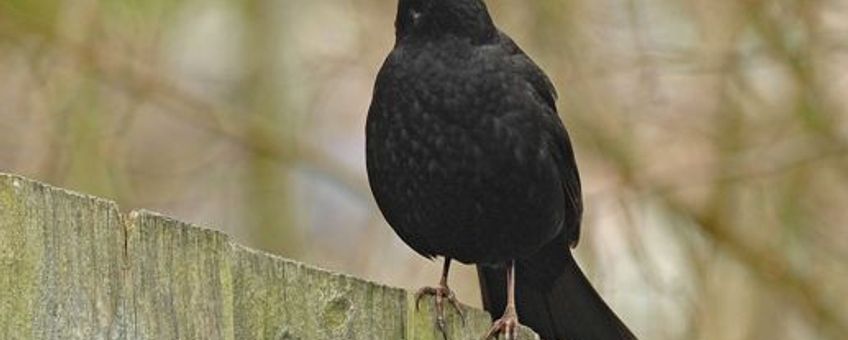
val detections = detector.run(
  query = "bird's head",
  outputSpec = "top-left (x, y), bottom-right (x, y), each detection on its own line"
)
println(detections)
top-left (395, 0), bottom-right (497, 44)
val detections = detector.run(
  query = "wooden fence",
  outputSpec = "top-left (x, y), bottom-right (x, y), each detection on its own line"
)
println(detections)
top-left (0, 173), bottom-right (537, 340)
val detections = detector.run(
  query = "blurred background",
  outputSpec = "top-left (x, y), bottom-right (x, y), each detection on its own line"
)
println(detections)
top-left (1, 0), bottom-right (847, 339)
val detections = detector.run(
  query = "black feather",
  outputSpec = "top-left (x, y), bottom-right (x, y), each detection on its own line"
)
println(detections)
top-left (479, 242), bottom-right (636, 340)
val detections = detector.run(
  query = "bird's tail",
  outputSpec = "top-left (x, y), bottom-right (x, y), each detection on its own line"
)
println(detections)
top-left (477, 241), bottom-right (636, 340)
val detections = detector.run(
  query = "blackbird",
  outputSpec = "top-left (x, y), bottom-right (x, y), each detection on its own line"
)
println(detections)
top-left (365, 1), bottom-right (636, 339)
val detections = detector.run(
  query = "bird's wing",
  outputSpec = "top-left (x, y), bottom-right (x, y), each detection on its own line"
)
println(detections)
top-left (498, 31), bottom-right (584, 247)
top-left (545, 115), bottom-right (584, 247)
top-left (497, 31), bottom-right (559, 110)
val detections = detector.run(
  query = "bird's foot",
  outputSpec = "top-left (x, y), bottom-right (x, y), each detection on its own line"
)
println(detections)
top-left (482, 306), bottom-right (520, 340)
top-left (415, 283), bottom-right (466, 336)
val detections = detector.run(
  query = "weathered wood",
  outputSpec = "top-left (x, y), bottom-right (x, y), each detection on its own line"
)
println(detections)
top-left (0, 173), bottom-right (126, 339)
top-left (125, 211), bottom-right (234, 339)
top-left (0, 173), bottom-right (538, 339)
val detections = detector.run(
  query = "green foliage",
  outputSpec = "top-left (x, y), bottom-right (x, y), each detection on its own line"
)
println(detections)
top-left (1, 0), bottom-right (60, 34)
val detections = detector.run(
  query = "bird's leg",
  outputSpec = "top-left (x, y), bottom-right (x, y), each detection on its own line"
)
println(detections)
top-left (415, 258), bottom-right (466, 335)
top-left (483, 260), bottom-right (522, 340)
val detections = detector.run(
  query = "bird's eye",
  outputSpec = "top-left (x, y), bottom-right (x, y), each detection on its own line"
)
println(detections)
top-left (410, 10), bottom-right (422, 24)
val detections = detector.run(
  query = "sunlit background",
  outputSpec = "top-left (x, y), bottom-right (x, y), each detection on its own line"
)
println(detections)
top-left (2, 1), bottom-right (847, 339)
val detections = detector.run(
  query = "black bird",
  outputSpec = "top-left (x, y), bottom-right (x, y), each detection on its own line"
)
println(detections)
top-left (365, 1), bottom-right (636, 339)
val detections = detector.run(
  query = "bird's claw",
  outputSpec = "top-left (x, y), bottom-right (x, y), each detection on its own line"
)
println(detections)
top-left (482, 307), bottom-right (520, 340)
top-left (415, 284), bottom-right (466, 337)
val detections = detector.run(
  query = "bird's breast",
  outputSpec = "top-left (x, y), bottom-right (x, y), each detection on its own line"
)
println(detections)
top-left (366, 100), bottom-right (564, 263)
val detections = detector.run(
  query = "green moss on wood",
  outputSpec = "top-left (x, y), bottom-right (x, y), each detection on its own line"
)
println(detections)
top-left (0, 173), bottom-right (538, 340)
top-left (0, 176), bottom-right (37, 339)
top-left (0, 174), bottom-right (126, 339)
